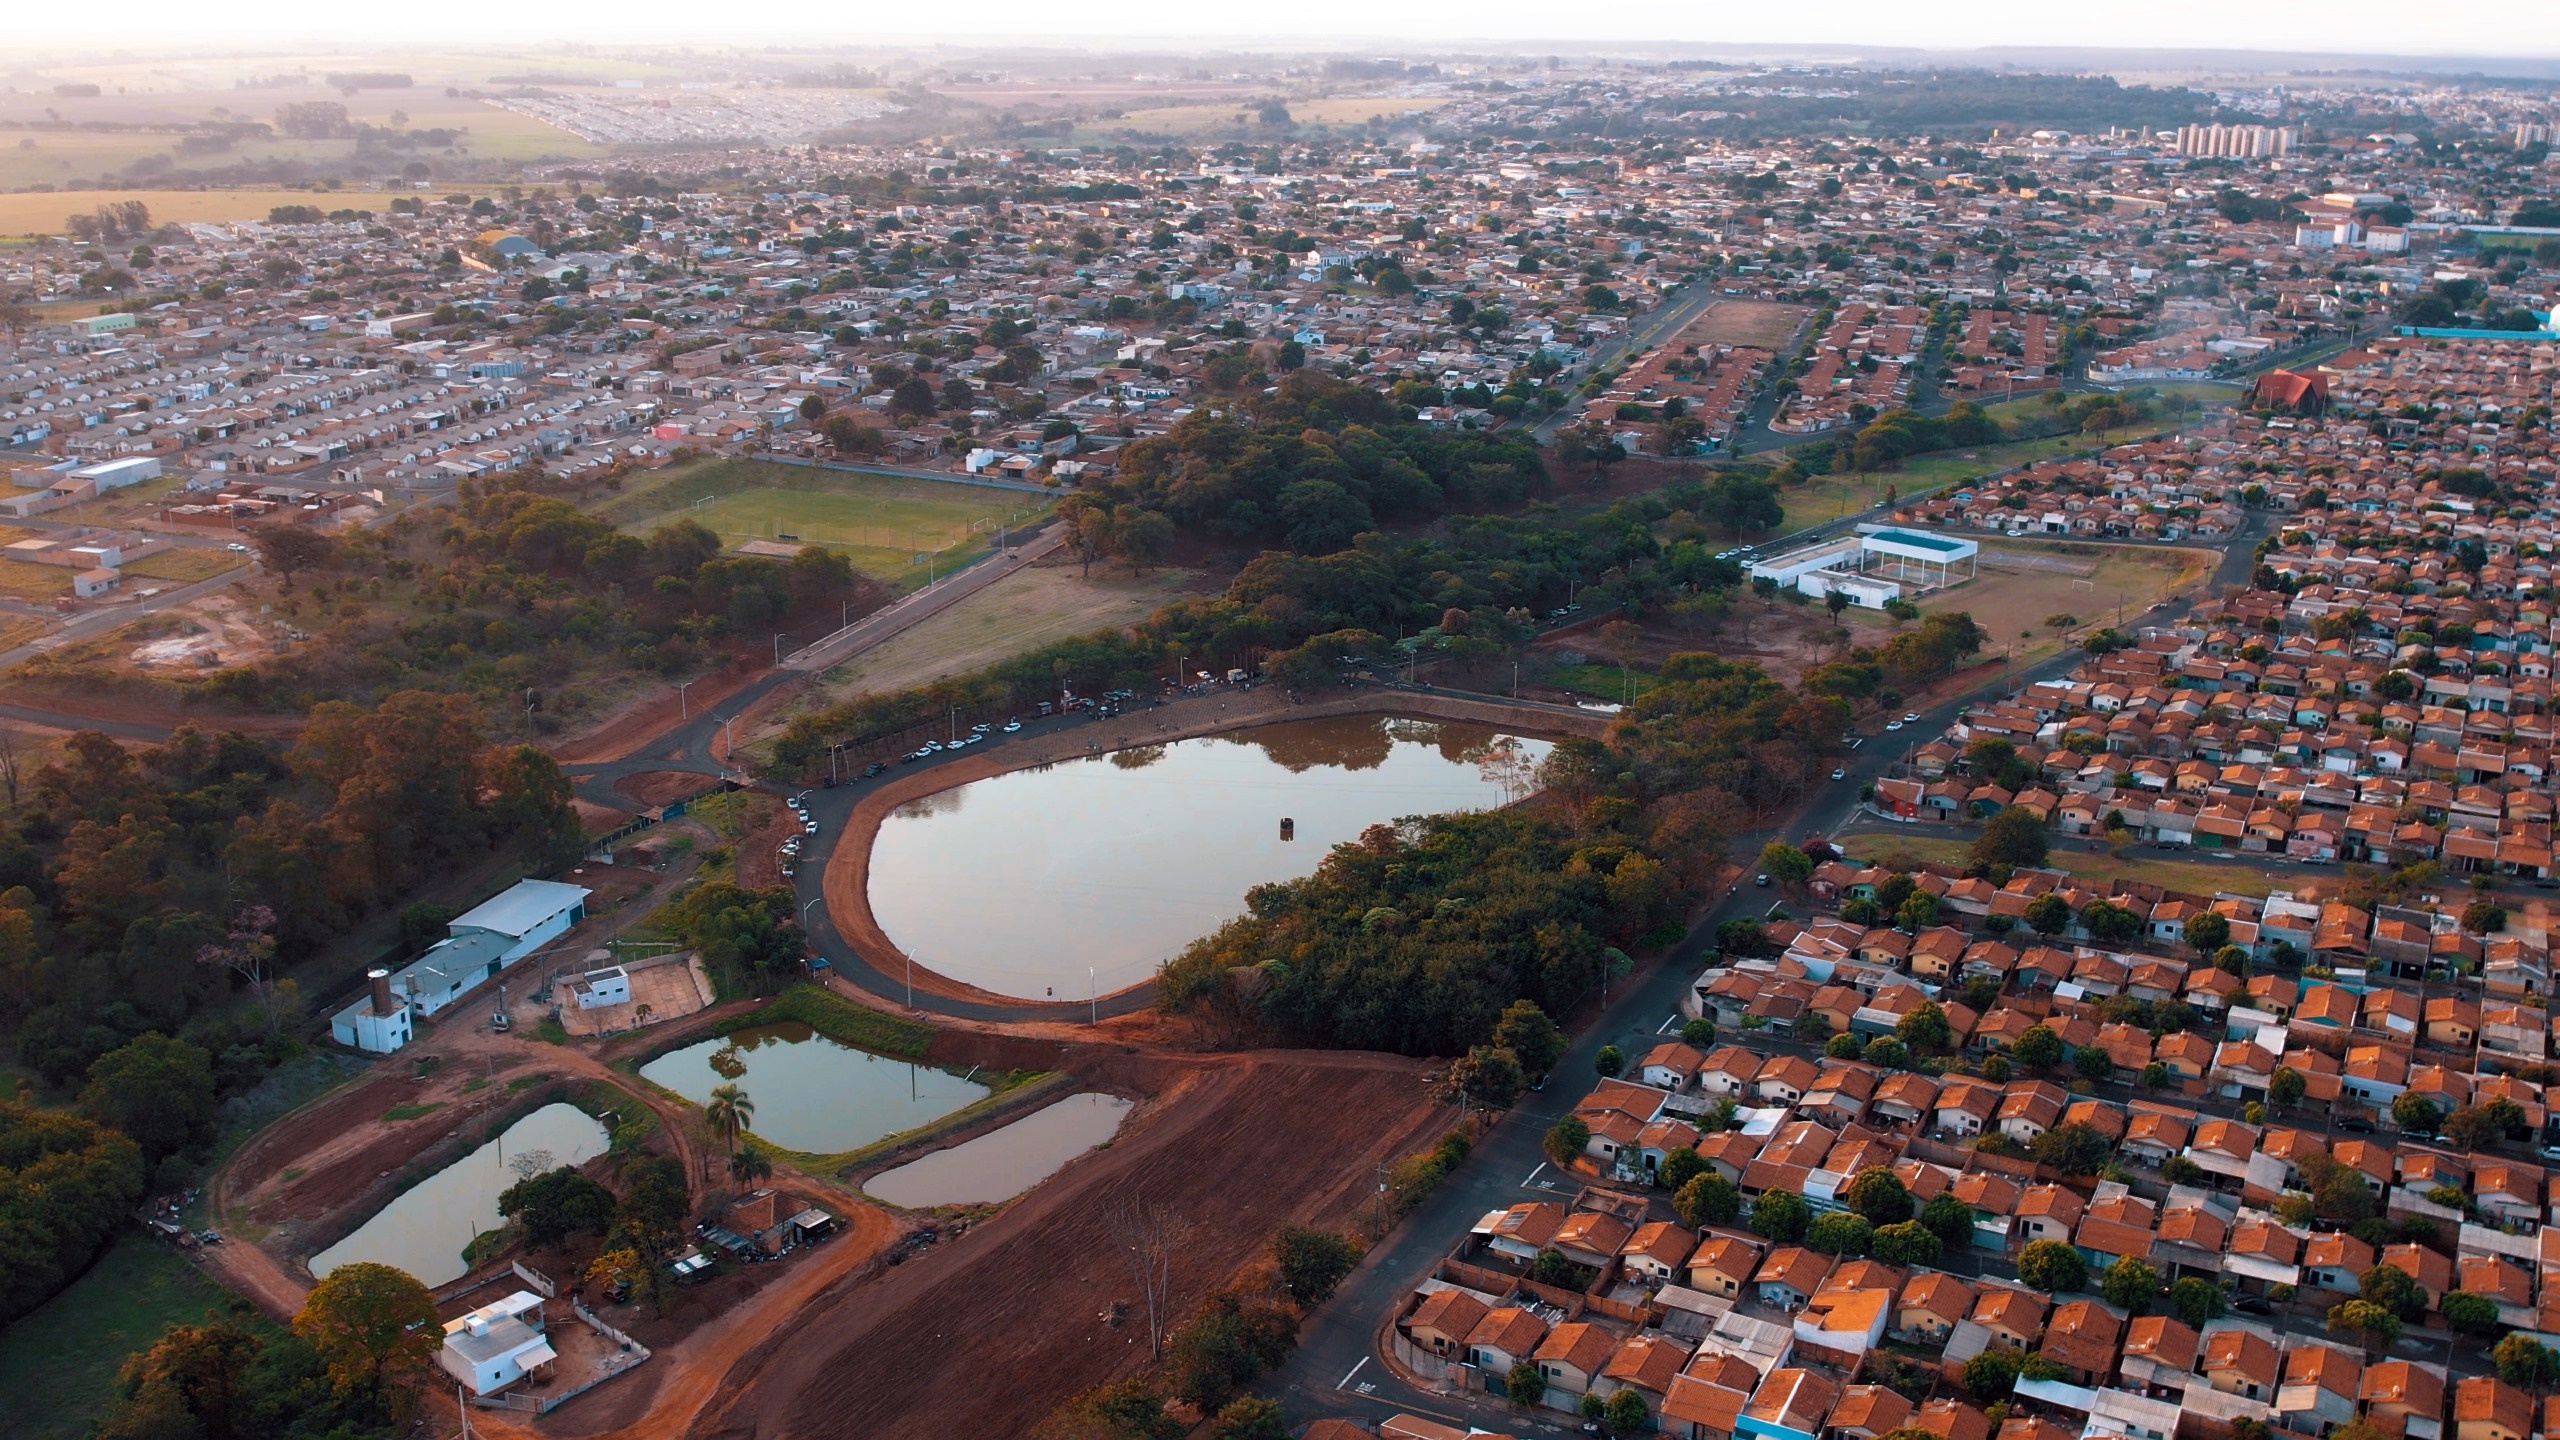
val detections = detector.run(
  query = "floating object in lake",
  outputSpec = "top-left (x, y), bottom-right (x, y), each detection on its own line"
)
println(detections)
top-left (1279, 817), bottom-right (1294, 840)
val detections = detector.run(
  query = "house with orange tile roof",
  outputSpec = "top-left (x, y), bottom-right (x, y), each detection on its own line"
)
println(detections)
top-left (1404, 1288), bottom-right (1491, 1358)
top-left (2015, 1184), bottom-right (2085, 1246)
top-left (1553, 1211), bottom-right (1635, 1269)
top-left (2118, 1315), bottom-right (2199, 1392)
top-left (1910, 1397), bottom-right (1993, 1440)
top-left (2036, 1298), bottom-right (2123, 1386)
top-left (1465, 1306), bottom-right (1551, 1379)
top-left (1687, 1235), bottom-right (1764, 1300)
top-left (1662, 1351), bottom-right (1758, 1440)
top-left (2359, 1360), bottom-right (2446, 1436)
top-left (2277, 1342), bottom-right (2363, 1432)
top-left (1623, 1221), bottom-right (1698, 1284)
top-left (2203, 1326), bottom-right (2282, 1400)
top-left (1741, 1368), bottom-right (1840, 1440)
top-left (1970, 1283), bottom-right (2048, 1350)
top-left (1827, 1384), bottom-right (1916, 1440)
top-left (1896, 1271), bottom-right (1977, 1343)
top-left (1598, 1333), bottom-right (1689, 1410)
top-left (1532, 1321), bottom-right (1621, 1398)
top-left (1755, 1246), bottom-right (1836, 1310)
top-left (2455, 1375), bottom-right (2533, 1440)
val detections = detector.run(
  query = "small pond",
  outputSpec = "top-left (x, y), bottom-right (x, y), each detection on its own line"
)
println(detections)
top-left (863, 1092), bottom-right (1134, 1208)
top-left (640, 1021), bottom-right (990, 1154)
top-left (865, 715), bottom-right (1550, 999)
top-left (311, 1102), bottom-right (607, 1288)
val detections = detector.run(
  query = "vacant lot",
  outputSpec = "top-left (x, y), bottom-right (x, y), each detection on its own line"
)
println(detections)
top-left (1772, 414), bottom-right (2201, 538)
top-left (1682, 299), bottom-right (1808, 351)
top-left (1933, 540), bottom-right (2211, 659)
top-left (809, 562), bottom-right (1195, 703)
top-left (122, 547), bottom-right (245, 585)
top-left (0, 188), bottom-right (409, 235)
top-left (0, 1234), bottom-right (256, 1440)
top-left (1833, 827), bottom-right (2309, 903)
top-left (1098, 94), bottom-right (1450, 135)
top-left (594, 458), bottom-right (1049, 592)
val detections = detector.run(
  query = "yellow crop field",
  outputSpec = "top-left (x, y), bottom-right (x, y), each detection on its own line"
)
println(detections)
top-left (0, 189), bottom-right (411, 236)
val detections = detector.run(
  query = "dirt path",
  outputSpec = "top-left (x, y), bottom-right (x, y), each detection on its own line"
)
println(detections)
top-left (816, 684), bottom-right (1608, 1011)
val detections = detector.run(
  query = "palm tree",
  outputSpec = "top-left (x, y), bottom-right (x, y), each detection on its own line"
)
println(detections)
top-left (704, 1083), bottom-right (754, 1154)
top-left (728, 1146), bottom-right (773, 1187)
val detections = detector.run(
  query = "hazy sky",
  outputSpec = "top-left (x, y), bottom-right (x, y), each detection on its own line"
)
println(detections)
top-left (16, 0), bottom-right (2560, 58)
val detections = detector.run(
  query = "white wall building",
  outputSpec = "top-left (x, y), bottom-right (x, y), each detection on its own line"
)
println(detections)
top-left (570, 965), bottom-right (631, 1010)
top-left (438, 1291), bottom-right (555, 1397)
top-left (329, 969), bottom-right (416, 1055)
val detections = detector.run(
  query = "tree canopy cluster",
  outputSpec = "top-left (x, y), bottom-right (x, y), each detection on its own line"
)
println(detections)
top-left (0, 1104), bottom-right (145, 1327)
top-left (1079, 371), bottom-right (1546, 554)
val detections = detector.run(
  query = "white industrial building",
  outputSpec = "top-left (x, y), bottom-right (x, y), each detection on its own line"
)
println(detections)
top-left (1745, 526), bottom-right (1979, 608)
top-left (570, 965), bottom-right (631, 1010)
top-left (329, 878), bottom-right (589, 1054)
top-left (439, 1290), bottom-right (556, 1397)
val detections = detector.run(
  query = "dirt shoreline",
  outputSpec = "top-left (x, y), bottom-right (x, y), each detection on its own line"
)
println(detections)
top-left (816, 684), bottom-right (1610, 1012)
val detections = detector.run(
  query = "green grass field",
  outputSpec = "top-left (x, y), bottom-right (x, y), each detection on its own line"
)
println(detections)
top-left (596, 459), bottom-right (1049, 592)
top-left (1774, 417), bottom-right (2197, 537)
top-left (0, 1235), bottom-right (264, 1440)
top-left (1832, 828), bottom-right (2300, 901)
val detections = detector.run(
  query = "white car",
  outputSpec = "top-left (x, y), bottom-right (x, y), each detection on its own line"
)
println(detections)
top-left (1903, 712), bottom-right (1920, 723)
top-left (226, 542), bottom-right (250, 552)
top-left (1830, 768), bottom-right (1846, 781)
top-left (1003, 719), bottom-right (1022, 733)
top-left (1885, 719), bottom-right (1904, 731)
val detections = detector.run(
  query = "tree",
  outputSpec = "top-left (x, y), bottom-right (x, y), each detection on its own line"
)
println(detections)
top-left (1676, 1172), bottom-right (1741, 1228)
top-left (1447, 1045), bottom-right (1526, 1108)
top-left (1845, 1166), bottom-right (1914, 1224)
top-left (1750, 1189), bottom-right (1811, 1243)
top-left (2079, 900), bottom-right (2140, 945)
top-left (2100, 1256), bottom-right (2161, 1315)
top-left (2463, 901), bottom-right (2508, 935)
top-left (1962, 1348), bottom-right (2025, 1401)
top-left (2447, 1098), bottom-right (2528, 1151)
top-left (1682, 1016), bottom-right (1717, 1048)
top-left (2018, 1239), bottom-right (2086, 1293)
top-left (1807, 1211), bottom-right (1874, 1256)
top-left (248, 523), bottom-right (337, 590)
top-left (1545, 1116), bottom-right (1591, 1167)
top-left (1897, 1002), bottom-right (1952, 1054)
top-left (1659, 1147), bottom-right (1707, 1195)
top-left (1507, 1360), bottom-right (1546, 1408)
top-left (1921, 1191), bottom-right (1975, 1249)
top-left (1494, 1000), bottom-right (1567, 1079)
top-left (2327, 1299), bottom-right (2402, 1353)
top-left (1270, 1227), bottom-right (1360, 1305)
top-left (1873, 1220), bottom-right (1943, 1267)
top-left (727, 1147), bottom-right (773, 1187)
top-left (704, 1082), bottom-right (755, 1155)
top-left (2010, 1024), bottom-right (2064, 1073)
top-left (1594, 1044), bottom-right (1625, 1078)
top-left (79, 1034), bottom-right (217, 1171)
top-left (2392, 1093), bottom-right (2444, 1135)
top-left (1212, 1396), bottom-right (1290, 1440)
top-left (2442, 1289), bottom-right (2502, 1336)
top-left (2024, 893), bottom-right (2071, 936)
top-left (497, 1166), bottom-right (617, 1247)
top-left (2184, 911), bottom-right (2231, 956)
top-left (1042, 1379), bottom-right (1184, 1440)
top-left (2269, 1067), bottom-right (2306, 1109)
top-left (2169, 1276), bottom-right (2226, 1328)
top-left (1758, 841), bottom-right (1815, 890)
top-left (1972, 806), bottom-right (2050, 870)
top-left (2031, 1122), bottom-right (2111, 1176)
top-left (2495, 1334), bottom-right (2560, 1391)
top-left (2359, 1263), bottom-right (2427, 1322)
top-left (292, 1262), bottom-right (438, 1413)
top-left (1605, 1387), bottom-right (1650, 1436)
top-left (2074, 1045), bottom-right (2115, 1084)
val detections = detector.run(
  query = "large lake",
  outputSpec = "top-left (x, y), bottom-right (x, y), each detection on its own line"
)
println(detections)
top-left (865, 715), bottom-right (1550, 1000)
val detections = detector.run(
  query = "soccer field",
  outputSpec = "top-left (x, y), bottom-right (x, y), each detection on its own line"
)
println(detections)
top-left (602, 461), bottom-right (1049, 591)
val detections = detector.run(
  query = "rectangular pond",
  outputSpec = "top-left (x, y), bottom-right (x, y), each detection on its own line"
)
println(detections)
top-left (862, 1092), bottom-right (1133, 1208)
top-left (640, 1021), bottom-right (989, 1155)
top-left (310, 1102), bottom-right (607, 1288)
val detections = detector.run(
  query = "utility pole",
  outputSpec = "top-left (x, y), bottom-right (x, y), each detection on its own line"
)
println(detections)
top-left (677, 679), bottom-right (694, 719)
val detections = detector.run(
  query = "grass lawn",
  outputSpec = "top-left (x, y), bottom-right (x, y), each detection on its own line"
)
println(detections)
top-left (1832, 828), bottom-right (2307, 902)
top-left (1539, 661), bottom-right (1656, 703)
top-left (1773, 419), bottom-right (2194, 538)
top-left (594, 458), bottom-right (1047, 592)
top-left (807, 563), bottom-right (1193, 706)
top-left (0, 1235), bottom-right (265, 1440)
top-left (122, 549), bottom-right (245, 585)
top-left (0, 188), bottom-right (411, 236)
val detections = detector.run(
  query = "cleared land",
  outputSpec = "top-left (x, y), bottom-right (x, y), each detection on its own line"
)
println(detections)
top-left (1833, 828), bottom-right (2308, 903)
top-left (807, 563), bottom-right (1195, 703)
top-left (1098, 94), bottom-right (1450, 135)
top-left (1681, 299), bottom-right (1808, 351)
top-left (0, 188), bottom-right (407, 235)
top-left (0, 1234), bottom-right (255, 1440)
top-left (122, 548), bottom-right (245, 584)
top-left (1773, 413), bottom-right (2209, 538)
top-left (1928, 540), bottom-right (2212, 662)
top-left (592, 458), bottom-right (1049, 593)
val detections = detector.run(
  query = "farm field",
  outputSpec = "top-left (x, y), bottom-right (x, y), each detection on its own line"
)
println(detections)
top-left (809, 563), bottom-right (1196, 703)
top-left (1098, 94), bottom-right (1450, 135)
top-left (0, 188), bottom-right (408, 235)
top-left (0, 1234), bottom-right (261, 1440)
top-left (594, 458), bottom-right (1050, 592)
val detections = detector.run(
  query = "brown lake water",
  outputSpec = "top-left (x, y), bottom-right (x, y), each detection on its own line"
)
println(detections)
top-left (862, 1092), bottom-right (1135, 1208)
top-left (639, 1021), bottom-right (990, 1154)
top-left (864, 715), bottom-right (1549, 1001)
top-left (310, 1102), bottom-right (607, 1288)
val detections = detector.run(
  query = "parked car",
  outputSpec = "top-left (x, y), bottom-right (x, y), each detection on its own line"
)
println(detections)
top-left (1885, 719), bottom-right (1904, 731)
top-left (1003, 719), bottom-right (1022, 733)
top-left (861, 762), bottom-right (886, 778)
top-left (1830, 768), bottom-right (1846, 781)
top-left (1902, 712), bottom-right (1920, 723)
top-left (1754, 873), bottom-right (1770, 887)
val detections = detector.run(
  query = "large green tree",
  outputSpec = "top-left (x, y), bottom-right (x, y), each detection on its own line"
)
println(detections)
top-left (291, 1262), bottom-right (439, 1414)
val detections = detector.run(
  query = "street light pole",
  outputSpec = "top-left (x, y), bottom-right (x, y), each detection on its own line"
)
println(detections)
top-left (677, 680), bottom-right (694, 719)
